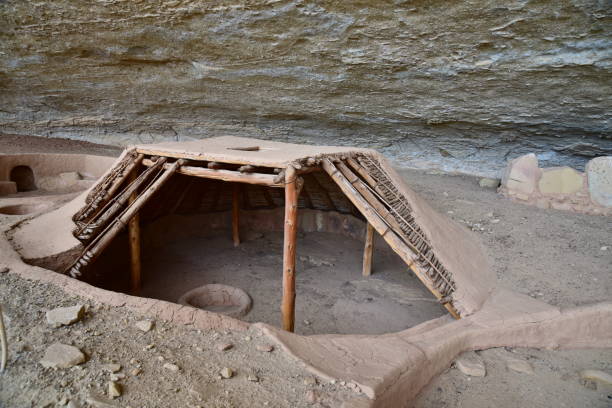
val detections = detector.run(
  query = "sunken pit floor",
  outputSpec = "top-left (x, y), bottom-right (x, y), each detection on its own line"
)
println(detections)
top-left (135, 230), bottom-right (446, 335)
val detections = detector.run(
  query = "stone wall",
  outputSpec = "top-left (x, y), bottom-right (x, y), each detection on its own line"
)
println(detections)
top-left (1, 0), bottom-right (611, 176)
top-left (499, 154), bottom-right (611, 215)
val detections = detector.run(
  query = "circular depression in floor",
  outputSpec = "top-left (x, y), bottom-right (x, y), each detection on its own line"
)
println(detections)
top-left (178, 284), bottom-right (252, 318)
top-left (0, 203), bottom-right (49, 215)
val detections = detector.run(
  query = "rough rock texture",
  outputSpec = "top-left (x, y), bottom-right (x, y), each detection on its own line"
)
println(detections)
top-left (1, 1), bottom-right (611, 176)
top-left (499, 153), bottom-right (611, 215)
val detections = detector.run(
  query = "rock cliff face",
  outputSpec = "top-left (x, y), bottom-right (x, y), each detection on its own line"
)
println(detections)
top-left (1, 0), bottom-right (611, 175)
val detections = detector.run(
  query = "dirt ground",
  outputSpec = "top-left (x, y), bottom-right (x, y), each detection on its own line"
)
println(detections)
top-left (0, 135), bottom-right (611, 407)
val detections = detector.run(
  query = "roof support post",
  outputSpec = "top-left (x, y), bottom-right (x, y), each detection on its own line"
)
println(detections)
top-left (128, 169), bottom-right (142, 294)
top-left (232, 184), bottom-right (241, 247)
top-left (281, 165), bottom-right (299, 332)
top-left (363, 222), bottom-right (374, 277)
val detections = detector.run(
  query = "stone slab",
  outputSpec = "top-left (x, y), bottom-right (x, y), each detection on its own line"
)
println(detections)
top-left (538, 167), bottom-right (583, 194)
top-left (501, 153), bottom-right (540, 195)
top-left (586, 157), bottom-right (612, 207)
top-left (40, 343), bottom-right (85, 369)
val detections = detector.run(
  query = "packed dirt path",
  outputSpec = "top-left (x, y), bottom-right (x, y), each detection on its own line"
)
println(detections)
top-left (0, 135), bottom-right (610, 407)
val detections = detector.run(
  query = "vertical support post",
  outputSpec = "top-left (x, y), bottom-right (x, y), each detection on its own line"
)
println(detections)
top-left (281, 165), bottom-right (298, 332)
top-left (232, 183), bottom-right (240, 247)
top-left (362, 222), bottom-right (374, 277)
top-left (128, 171), bottom-right (141, 294)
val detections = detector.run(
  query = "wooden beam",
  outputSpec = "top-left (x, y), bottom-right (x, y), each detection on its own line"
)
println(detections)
top-left (321, 158), bottom-right (461, 318)
top-left (128, 170), bottom-right (142, 294)
top-left (142, 159), bottom-right (283, 187)
top-left (281, 165), bottom-right (299, 332)
top-left (68, 160), bottom-right (184, 278)
top-left (232, 184), bottom-right (240, 247)
top-left (363, 223), bottom-right (374, 277)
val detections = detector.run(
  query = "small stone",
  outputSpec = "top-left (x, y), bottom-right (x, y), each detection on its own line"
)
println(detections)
top-left (135, 320), bottom-right (154, 332)
top-left (303, 320), bottom-right (311, 326)
top-left (110, 373), bottom-right (125, 381)
top-left (220, 367), bottom-right (234, 379)
top-left (580, 369), bottom-right (612, 386)
top-left (107, 381), bottom-right (121, 399)
top-left (256, 344), bottom-right (274, 353)
top-left (144, 344), bottom-right (155, 350)
top-left (506, 358), bottom-right (534, 374)
top-left (163, 363), bottom-right (180, 372)
top-left (86, 394), bottom-right (120, 408)
top-left (216, 343), bottom-right (233, 352)
top-left (46, 305), bottom-right (85, 328)
top-left (601, 246), bottom-right (609, 251)
top-left (40, 343), bottom-right (86, 369)
top-left (303, 376), bottom-right (318, 386)
top-left (247, 374), bottom-right (259, 382)
top-left (305, 390), bottom-right (319, 404)
top-left (102, 364), bottom-right (121, 373)
top-left (455, 352), bottom-right (486, 377)
top-left (130, 368), bottom-right (142, 376)
top-left (479, 178), bottom-right (500, 189)
top-left (244, 336), bottom-right (252, 341)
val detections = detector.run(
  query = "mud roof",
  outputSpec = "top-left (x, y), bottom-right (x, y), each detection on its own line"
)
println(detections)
top-left (135, 136), bottom-right (372, 168)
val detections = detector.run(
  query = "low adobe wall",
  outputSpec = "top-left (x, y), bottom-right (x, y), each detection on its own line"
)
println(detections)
top-left (498, 154), bottom-right (612, 215)
top-left (0, 153), bottom-right (117, 193)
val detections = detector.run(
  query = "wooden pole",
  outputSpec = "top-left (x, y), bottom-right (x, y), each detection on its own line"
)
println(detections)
top-left (128, 169), bottom-right (142, 294)
top-left (232, 183), bottom-right (240, 247)
top-left (363, 223), bottom-right (374, 277)
top-left (281, 165), bottom-right (298, 332)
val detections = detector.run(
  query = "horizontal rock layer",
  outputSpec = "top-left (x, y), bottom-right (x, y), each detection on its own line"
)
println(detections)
top-left (1, 0), bottom-right (611, 175)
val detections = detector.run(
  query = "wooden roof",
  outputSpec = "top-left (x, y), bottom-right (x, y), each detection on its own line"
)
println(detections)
top-left (135, 136), bottom-right (372, 168)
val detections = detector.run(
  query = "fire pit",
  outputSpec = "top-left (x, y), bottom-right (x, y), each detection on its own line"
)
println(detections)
top-left (178, 284), bottom-right (252, 318)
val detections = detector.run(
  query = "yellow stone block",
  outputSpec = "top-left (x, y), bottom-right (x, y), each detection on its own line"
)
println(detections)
top-left (538, 167), bottom-right (583, 194)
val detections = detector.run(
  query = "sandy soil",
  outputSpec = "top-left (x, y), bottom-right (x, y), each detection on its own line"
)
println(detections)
top-left (0, 136), bottom-right (610, 407)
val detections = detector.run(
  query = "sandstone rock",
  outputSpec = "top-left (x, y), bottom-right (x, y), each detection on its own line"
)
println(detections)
top-left (135, 320), bottom-right (154, 332)
top-left (580, 369), bottom-right (612, 386)
top-left (0, 181), bottom-right (17, 196)
top-left (586, 157), bottom-right (612, 207)
top-left (40, 343), bottom-right (85, 369)
top-left (107, 381), bottom-right (121, 399)
top-left (479, 178), bottom-right (500, 189)
top-left (46, 305), bottom-right (84, 328)
top-left (163, 362), bottom-right (180, 372)
top-left (506, 358), bottom-right (534, 374)
top-left (102, 363), bottom-right (121, 373)
top-left (86, 394), bottom-right (120, 408)
top-left (501, 154), bottom-right (540, 196)
top-left (216, 343), bottom-right (233, 352)
top-left (220, 367), bottom-right (234, 379)
top-left (455, 352), bottom-right (486, 377)
top-left (256, 344), bottom-right (274, 353)
top-left (538, 167), bottom-right (584, 194)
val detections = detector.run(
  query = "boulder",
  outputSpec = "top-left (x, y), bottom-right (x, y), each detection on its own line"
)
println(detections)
top-left (46, 305), bottom-right (85, 328)
top-left (538, 167), bottom-right (584, 194)
top-left (586, 157), bottom-right (612, 207)
top-left (40, 343), bottom-right (86, 369)
top-left (501, 154), bottom-right (540, 196)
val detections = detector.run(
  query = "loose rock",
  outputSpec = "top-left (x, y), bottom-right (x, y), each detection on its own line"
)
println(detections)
top-left (256, 344), bottom-right (274, 353)
top-left (247, 374), bottom-right (259, 382)
top-left (305, 389), bottom-right (319, 404)
top-left (40, 343), bottom-right (86, 369)
top-left (455, 352), bottom-right (486, 377)
top-left (580, 369), bottom-right (612, 386)
top-left (102, 363), bottom-right (121, 373)
top-left (135, 320), bottom-right (154, 332)
top-left (86, 394), bottom-right (120, 408)
top-left (46, 305), bottom-right (84, 328)
top-left (479, 178), bottom-right (500, 188)
top-left (216, 343), bottom-right (233, 352)
top-left (107, 381), bottom-right (121, 399)
top-left (220, 367), bottom-right (234, 379)
top-left (506, 358), bottom-right (534, 374)
top-left (163, 362), bottom-right (180, 372)
top-left (303, 376), bottom-right (318, 386)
